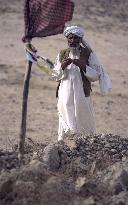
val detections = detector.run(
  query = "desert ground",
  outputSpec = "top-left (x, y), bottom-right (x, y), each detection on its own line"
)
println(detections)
top-left (0, 0), bottom-right (128, 149)
top-left (0, 1), bottom-right (128, 205)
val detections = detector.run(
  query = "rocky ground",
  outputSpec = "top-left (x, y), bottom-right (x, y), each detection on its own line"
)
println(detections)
top-left (0, 134), bottom-right (128, 205)
top-left (0, 0), bottom-right (128, 204)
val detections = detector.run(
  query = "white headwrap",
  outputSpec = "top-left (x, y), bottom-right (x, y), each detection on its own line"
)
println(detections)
top-left (64, 26), bottom-right (92, 50)
top-left (64, 26), bottom-right (84, 38)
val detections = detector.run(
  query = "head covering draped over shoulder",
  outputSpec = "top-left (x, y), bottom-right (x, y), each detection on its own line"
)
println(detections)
top-left (64, 26), bottom-right (84, 38)
top-left (63, 26), bottom-right (112, 96)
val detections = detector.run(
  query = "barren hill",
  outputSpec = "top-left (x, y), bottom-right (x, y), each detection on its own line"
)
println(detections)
top-left (73, 0), bottom-right (128, 31)
top-left (0, 0), bottom-right (128, 147)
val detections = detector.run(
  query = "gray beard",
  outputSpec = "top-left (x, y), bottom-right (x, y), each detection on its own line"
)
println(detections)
top-left (70, 47), bottom-right (80, 60)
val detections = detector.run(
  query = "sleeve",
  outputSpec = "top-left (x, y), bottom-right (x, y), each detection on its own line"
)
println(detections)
top-left (52, 54), bottom-right (66, 81)
top-left (85, 51), bottom-right (112, 95)
top-left (84, 51), bottom-right (100, 82)
top-left (85, 65), bottom-right (99, 82)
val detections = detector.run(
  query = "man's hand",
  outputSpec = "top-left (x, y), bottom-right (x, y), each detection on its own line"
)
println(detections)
top-left (61, 58), bottom-right (73, 70)
top-left (73, 59), bottom-right (86, 72)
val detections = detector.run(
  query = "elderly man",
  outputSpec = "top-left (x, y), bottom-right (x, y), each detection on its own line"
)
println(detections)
top-left (52, 26), bottom-right (111, 141)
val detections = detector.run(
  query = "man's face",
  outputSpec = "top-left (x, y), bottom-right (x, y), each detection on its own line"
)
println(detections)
top-left (67, 33), bottom-right (82, 48)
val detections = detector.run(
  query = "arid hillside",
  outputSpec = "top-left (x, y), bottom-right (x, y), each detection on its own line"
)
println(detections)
top-left (73, 0), bottom-right (128, 31)
top-left (0, 0), bottom-right (128, 147)
top-left (0, 1), bottom-right (128, 205)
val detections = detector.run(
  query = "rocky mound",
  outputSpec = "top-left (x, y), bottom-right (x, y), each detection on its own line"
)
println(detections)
top-left (0, 134), bottom-right (128, 205)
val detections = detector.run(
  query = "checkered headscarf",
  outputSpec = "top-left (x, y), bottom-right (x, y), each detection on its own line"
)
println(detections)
top-left (23, 0), bottom-right (74, 42)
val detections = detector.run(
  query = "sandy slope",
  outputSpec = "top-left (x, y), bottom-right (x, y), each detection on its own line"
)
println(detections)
top-left (0, 0), bottom-right (128, 149)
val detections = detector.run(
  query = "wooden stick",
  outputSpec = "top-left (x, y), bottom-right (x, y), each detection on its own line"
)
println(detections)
top-left (19, 61), bottom-right (32, 161)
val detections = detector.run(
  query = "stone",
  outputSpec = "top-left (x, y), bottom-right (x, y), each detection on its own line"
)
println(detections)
top-left (114, 182), bottom-right (123, 195)
top-left (43, 143), bottom-right (60, 171)
top-left (0, 179), bottom-right (14, 193)
top-left (120, 170), bottom-right (128, 190)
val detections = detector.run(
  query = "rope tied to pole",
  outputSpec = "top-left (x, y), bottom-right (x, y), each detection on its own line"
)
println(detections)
top-left (25, 43), bottom-right (54, 74)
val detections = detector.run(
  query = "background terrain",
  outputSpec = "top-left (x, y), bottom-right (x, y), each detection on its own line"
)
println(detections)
top-left (0, 0), bottom-right (128, 149)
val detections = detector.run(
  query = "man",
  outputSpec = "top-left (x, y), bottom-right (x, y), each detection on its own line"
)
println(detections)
top-left (52, 26), bottom-right (111, 141)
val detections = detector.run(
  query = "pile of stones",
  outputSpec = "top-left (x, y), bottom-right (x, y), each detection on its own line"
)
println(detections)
top-left (0, 134), bottom-right (128, 205)
top-left (43, 134), bottom-right (128, 176)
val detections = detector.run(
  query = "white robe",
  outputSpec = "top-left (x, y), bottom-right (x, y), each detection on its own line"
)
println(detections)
top-left (52, 49), bottom-right (111, 140)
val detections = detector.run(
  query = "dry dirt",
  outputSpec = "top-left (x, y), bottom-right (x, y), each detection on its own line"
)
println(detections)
top-left (0, 0), bottom-right (128, 149)
top-left (0, 1), bottom-right (128, 204)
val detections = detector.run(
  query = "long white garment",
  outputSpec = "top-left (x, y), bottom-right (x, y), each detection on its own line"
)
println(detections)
top-left (52, 50), bottom-right (111, 140)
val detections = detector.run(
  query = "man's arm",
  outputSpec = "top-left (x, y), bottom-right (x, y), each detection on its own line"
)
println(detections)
top-left (84, 52), bottom-right (101, 82)
top-left (86, 51), bottom-right (112, 94)
top-left (52, 54), bottom-right (68, 81)
top-left (72, 54), bottom-right (99, 82)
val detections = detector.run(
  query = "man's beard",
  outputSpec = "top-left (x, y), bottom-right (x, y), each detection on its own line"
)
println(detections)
top-left (70, 46), bottom-right (80, 60)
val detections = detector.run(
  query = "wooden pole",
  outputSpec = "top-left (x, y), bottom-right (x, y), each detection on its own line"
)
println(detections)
top-left (19, 60), bottom-right (32, 161)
